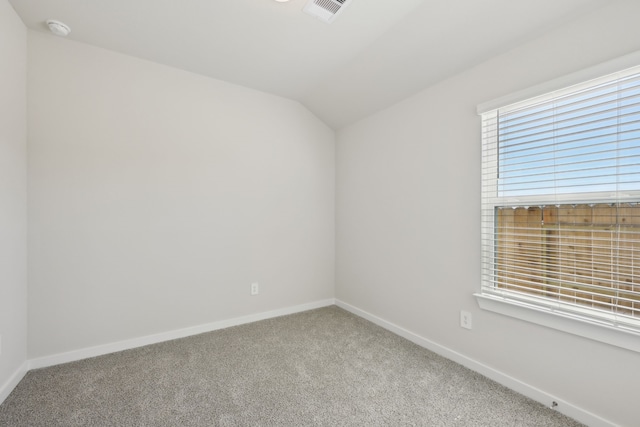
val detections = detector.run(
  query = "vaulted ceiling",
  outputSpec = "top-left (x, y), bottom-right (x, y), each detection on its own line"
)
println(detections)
top-left (9, 0), bottom-right (613, 129)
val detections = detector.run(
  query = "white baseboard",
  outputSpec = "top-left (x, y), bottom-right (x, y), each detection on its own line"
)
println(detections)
top-left (0, 361), bottom-right (28, 406)
top-left (28, 299), bottom-right (335, 371)
top-left (335, 299), bottom-right (614, 427)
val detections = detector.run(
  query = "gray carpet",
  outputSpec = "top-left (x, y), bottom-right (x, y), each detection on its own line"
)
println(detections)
top-left (0, 306), bottom-right (584, 426)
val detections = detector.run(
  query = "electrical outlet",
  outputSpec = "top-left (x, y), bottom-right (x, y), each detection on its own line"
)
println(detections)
top-left (460, 311), bottom-right (472, 330)
top-left (251, 282), bottom-right (259, 296)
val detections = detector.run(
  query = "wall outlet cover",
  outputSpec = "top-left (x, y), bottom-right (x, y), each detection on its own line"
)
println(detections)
top-left (460, 311), bottom-right (472, 330)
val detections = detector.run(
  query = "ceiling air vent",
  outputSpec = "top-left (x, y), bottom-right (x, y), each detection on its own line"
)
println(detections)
top-left (303, 0), bottom-right (352, 24)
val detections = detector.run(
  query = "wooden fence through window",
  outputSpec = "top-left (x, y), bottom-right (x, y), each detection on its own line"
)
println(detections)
top-left (496, 203), bottom-right (640, 318)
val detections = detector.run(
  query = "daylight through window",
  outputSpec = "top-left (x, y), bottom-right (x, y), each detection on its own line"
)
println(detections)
top-left (480, 65), bottom-right (640, 334)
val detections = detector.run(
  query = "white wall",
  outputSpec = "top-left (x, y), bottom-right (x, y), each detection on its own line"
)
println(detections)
top-left (27, 32), bottom-right (335, 359)
top-left (336, 2), bottom-right (640, 426)
top-left (0, 0), bottom-right (27, 396)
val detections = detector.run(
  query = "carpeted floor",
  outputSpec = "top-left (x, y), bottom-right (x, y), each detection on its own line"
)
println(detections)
top-left (0, 306), bottom-right (584, 426)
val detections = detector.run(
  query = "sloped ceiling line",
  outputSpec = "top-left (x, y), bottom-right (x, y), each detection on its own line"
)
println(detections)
top-left (9, 0), bottom-right (612, 129)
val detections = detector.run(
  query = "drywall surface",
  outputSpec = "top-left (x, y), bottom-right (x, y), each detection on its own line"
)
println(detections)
top-left (0, 0), bottom-right (27, 391)
top-left (27, 32), bottom-right (335, 358)
top-left (336, 2), bottom-right (640, 426)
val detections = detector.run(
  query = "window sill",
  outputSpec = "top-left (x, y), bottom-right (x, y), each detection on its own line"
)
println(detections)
top-left (474, 293), bottom-right (640, 353)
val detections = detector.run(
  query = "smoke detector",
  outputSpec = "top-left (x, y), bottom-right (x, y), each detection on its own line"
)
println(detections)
top-left (46, 20), bottom-right (71, 37)
top-left (303, 0), bottom-right (352, 24)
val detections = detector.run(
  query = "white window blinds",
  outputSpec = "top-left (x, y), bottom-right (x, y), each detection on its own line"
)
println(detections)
top-left (480, 65), bottom-right (640, 334)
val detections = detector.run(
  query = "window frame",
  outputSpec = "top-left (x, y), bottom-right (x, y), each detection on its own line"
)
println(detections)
top-left (477, 51), bottom-right (640, 353)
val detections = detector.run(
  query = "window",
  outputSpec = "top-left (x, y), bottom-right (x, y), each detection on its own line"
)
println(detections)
top-left (479, 63), bottom-right (640, 349)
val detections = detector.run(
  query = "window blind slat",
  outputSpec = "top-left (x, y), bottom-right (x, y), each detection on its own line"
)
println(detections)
top-left (499, 73), bottom-right (640, 126)
top-left (499, 88), bottom-right (640, 132)
top-left (499, 115), bottom-right (640, 150)
top-left (498, 130), bottom-right (640, 161)
top-left (500, 95), bottom-right (640, 139)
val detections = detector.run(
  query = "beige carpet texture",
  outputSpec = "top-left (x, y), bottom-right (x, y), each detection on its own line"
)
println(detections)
top-left (0, 306), bottom-right (584, 426)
